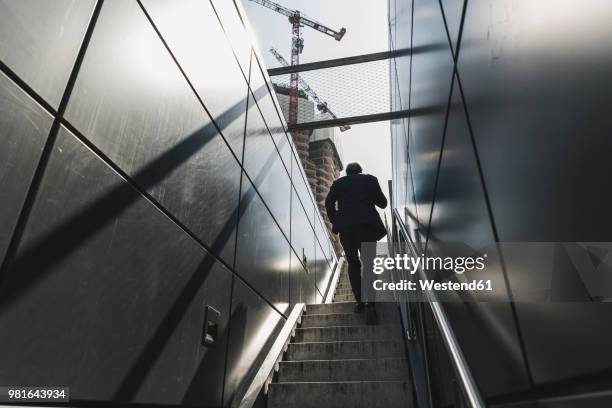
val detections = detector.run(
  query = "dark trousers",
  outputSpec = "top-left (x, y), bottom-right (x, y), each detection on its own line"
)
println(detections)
top-left (339, 225), bottom-right (376, 303)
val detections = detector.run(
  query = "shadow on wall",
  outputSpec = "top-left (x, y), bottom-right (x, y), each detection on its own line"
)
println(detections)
top-left (0, 84), bottom-right (291, 403)
top-left (0, 84), bottom-right (269, 311)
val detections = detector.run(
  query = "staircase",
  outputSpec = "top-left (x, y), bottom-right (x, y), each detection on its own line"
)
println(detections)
top-left (267, 266), bottom-right (413, 408)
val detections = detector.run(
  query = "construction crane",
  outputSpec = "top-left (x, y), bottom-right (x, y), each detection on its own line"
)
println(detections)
top-left (247, 0), bottom-right (346, 128)
top-left (269, 48), bottom-right (350, 132)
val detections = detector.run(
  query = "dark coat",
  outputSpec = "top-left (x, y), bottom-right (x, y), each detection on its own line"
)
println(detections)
top-left (325, 173), bottom-right (388, 241)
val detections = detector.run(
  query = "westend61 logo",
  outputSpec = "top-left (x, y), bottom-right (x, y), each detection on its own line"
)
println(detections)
top-left (372, 253), bottom-right (487, 275)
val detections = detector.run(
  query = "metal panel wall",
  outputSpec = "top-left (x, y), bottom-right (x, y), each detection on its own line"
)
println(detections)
top-left (235, 172), bottom-right (291, 311)
top-left (64, 0), bottom-right (242, 266)
top-left (290, 187), bottom-right (316, 277)
top-left (223, 278), bottom-right (284, 407)
top-left (243, 91), bottom-right (291, 237)
top-left (0, 0), bottom-right (337, 406)
top-left (140, 0), bottom-right (250, 161)
top-left (0, 73), bottom-right (52, 265)
top-left (391, 0), bottom-right (612, 404)
top-left (408, 0), bottom-right (454, 236)
top-left (0, 0), bottom-right (95, 108)
top-left (0, 127), bottom-right (233, 405)
top-left (458, 0), bottom-right (612, 243)
top-left (428, 83), bottom-right (530, 397)
top-left (250, 57), bottom-right (292, 169)
top-left (459, 0), bottom-right (612, 391)
top-left (440, 0), bottom-right (464, 54)
top-left (210, 0), bottom-right (252, 77)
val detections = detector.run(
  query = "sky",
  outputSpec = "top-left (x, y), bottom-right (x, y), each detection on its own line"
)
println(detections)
top-left (239, 0), bottom-right (393, 208)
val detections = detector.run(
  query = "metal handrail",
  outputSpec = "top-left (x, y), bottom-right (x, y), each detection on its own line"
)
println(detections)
top-left (392, 208), bottom-right (486, 408)
top-left (323, 256), bottom-right (345, 303)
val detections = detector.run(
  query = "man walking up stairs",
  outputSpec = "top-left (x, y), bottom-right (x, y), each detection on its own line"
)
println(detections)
top-left (324, 162), bottom-right (389, 321)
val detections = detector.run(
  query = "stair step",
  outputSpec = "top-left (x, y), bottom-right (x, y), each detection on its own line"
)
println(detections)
top-left (334, 293), bottom-right (356, 302)
top-left (277, 358), bottom-right (410, 382)
top-left (287, 340), bottom-right (405, 361)
top-left (306, 302), bottom-right (397, 315)
top-left (301, 311), bottom-right (399, 327)
top-left (267, 380), bottom-right (412, 408)
top-left (336, 283), bottom-right (352, 290)
top-left (295, 324), bottom-right (402, 342)
top-left (334, 288), bottom-right (354, 296)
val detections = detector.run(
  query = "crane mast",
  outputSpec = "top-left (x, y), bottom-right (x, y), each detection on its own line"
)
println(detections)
top-left (269, 48), bottom-right (350, 132)
top-left (247, 0), bottom-right (346, 128)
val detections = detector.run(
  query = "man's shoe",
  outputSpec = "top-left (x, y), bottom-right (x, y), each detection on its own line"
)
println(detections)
top-left (354, 302), bottom-right (365, 314)
top-left (366, 303), bottom-right (379, 325)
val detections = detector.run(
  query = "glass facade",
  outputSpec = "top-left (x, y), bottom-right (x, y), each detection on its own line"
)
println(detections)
top-left (389, 0), bottom-right (612, 406)
top-left (0, 0), bottom-right (336, 406)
